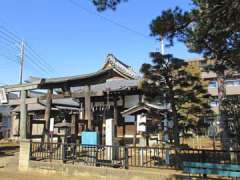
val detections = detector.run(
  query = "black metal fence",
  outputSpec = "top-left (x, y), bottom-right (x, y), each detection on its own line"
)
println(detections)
top-left (31, 142), bottom-right (127, 168)
top-left (30, 142), bottom-right (240, 169)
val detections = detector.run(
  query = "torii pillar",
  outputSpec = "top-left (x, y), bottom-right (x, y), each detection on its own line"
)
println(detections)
top-left (20, 90), bottom-right (27, 139)
top-left (19, 90), bottom-right (30, 171)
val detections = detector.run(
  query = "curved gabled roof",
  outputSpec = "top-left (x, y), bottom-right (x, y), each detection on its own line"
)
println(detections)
top-left (102, 54), bottom-right (137, 79)
top-left (3, 54), bottom-right (138, 92)
top-left (39, 67), bottom-right (135, 88)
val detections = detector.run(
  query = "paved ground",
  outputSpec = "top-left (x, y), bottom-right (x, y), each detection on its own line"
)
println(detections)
top-left (0, 171), bottom-right (96, 180)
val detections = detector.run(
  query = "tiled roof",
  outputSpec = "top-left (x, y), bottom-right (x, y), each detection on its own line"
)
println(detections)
top-left (102, 54), bottom-right (137, 79)
top-left (5, 54), bottom-right (138, 91)
top-left (71, 79), bottom-right (140, 93)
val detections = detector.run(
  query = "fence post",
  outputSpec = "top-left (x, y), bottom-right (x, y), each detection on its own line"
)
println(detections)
top-left (62, 143), bottom-right (66, 163)
top-left (29, 140), bottom-right (32, 159)
top-left (124, 145), bottom-right (129, 169)
top-left (202, 150), bottom-right (208, 178)
top-left (95, 145), bottom-right (99, 167)
top-left (72, 144), bottom-right (76, 164)
top-left (202, 150), bottom-right (206, 163)
top-left (175, 147), bottom-right (181, 169)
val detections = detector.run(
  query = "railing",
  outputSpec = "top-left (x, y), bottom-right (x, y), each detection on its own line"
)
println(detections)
top-left (30, 142), bottom-right (240, 169)
top-left (31, 142), bottom-right (127, 168)
top-left (127, 146), bottom-right (176, 168)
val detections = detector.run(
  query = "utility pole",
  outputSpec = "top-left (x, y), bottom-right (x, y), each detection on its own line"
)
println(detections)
top-left (19, 40), bottom-right (25, 84)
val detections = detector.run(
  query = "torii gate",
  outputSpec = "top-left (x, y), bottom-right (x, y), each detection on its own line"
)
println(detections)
top-left (1, 67), bottom-right (132, 140)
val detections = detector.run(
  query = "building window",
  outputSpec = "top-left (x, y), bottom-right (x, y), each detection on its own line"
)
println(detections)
top-left (225, 80), bottom-right (240, 86)
top-left (208, 81), bottom-right (217, 88)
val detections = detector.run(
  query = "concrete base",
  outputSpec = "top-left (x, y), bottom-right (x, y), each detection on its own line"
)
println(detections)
top-left (28, 161), bottom-right (182, 180)
top-left (18, 139), bottom-right (31, 171)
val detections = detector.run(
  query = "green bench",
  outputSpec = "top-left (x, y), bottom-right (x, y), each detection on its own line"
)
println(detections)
top-left (183, 161), bottom-right (240, 179)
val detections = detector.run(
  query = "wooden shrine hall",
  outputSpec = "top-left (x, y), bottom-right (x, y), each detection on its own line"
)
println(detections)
top-left (2, 54), bottom-right (159, 146)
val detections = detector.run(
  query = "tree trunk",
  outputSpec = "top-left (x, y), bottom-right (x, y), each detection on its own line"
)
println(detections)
top-left (217, 74), bottom-right (226, 121)
top-left (170, 100), bottom-right (181, 168)
top-left (169, 91), bottom-right (180, 147)
top-left (172, 105), bottom-right (180, 147)
top-left (216, 73), bottom-right (229, 148)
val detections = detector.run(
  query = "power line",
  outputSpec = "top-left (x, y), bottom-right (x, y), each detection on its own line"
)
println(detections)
top-left (0, 24), bottom-right (53, 70)
top-left (0, 31), bottom-right (48, 78)
top-left (25, 53), bottom-right (51, 74)
top-left (24, 44), bottom-right (55, 74)
top-left (0, 50), bottom-right (47, 76)
top-left (0, 33), bottom-right (17, 45)
top-left (0, 50), bottom-right (18, 60)
top-left (0, 18), bottom-right (57, 75)
top-left (26, 44), bottom-right (56, 72)
top-left (0, 17), bottom-right (22, 41)
top-left (0, 53), bottom-right (19, 64)
top-left (67, 0), bottom-right (150, 40)
top-left (0, 41), bottom-right (19, 64)
top-left (0, 24), bottom-right (56, 75)
top-left (0, 28), bottom-right (20, 43)
top-left (0, 38), bottom-right (19, 63)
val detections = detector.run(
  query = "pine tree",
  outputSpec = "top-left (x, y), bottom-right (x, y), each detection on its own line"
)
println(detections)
top-left (149, 1), bottom-right (240, 143)
top-left (92, 0), bottom-right (126, 11)
top-left (140, 53), bottom-right (211, 146)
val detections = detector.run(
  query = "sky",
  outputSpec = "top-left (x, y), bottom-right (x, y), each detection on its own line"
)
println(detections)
top-left (0, 0), bottom-right (200, 85)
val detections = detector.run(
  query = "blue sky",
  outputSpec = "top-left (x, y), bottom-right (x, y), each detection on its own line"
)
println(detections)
top-left (0, 0), bottom-right (200, 85)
